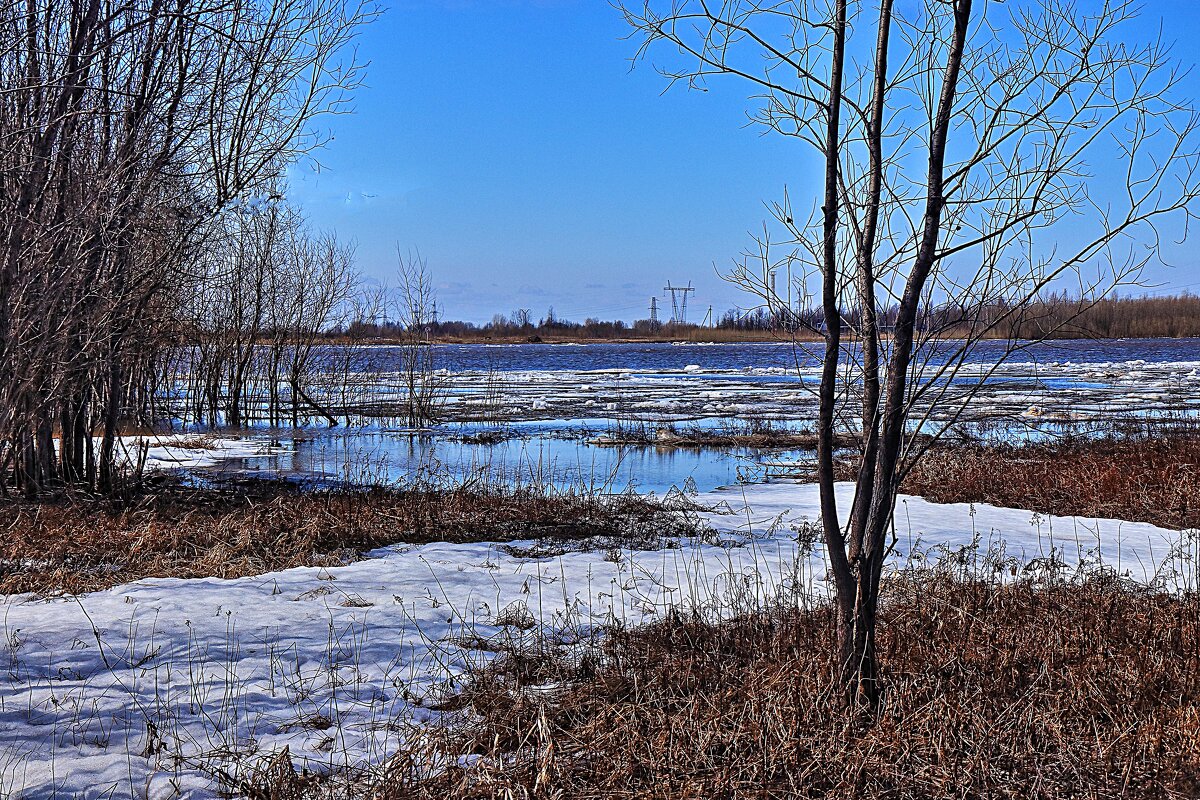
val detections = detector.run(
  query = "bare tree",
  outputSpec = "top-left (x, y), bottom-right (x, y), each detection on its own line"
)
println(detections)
top-left (279, 229), bottom-right (358, 426)
top-left (394, 251), bottom-right (443, 427)
top-left (177, 204), bottom-right (358, 429)
top-left (621, 0), bottom-right (1200, 704)
top-left (0, 0), bottom-right (376, 495)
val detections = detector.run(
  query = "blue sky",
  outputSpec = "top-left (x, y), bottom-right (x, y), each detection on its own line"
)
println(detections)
top-left (290, 1), bottom-right (1200, 324)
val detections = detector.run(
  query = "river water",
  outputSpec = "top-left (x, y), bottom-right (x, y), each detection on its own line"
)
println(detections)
top-left (377, 337), bottom-right (1200, 372)
top-left (186, 338), bottom-right (1200, 493)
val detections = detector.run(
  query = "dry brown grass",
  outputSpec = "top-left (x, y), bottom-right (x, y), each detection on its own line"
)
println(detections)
top-left (232, 433), bottom-right (1200, 799)
top-left (888, 433), bottom-right (1200, 531)
top-left (381, 576), bottom-right (1200, 800)
top-left (596, 419), bottom-right (863, 451)
top-left (0, 481), bottom-right (694, 595)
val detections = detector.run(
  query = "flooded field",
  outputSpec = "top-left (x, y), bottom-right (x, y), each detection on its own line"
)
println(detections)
top-left (157, 338), bottom-right (1200, 493)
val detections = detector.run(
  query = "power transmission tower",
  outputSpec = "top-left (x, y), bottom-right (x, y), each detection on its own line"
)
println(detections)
top-left (663, 281), bottom-right (696, 324)
top-left (703, 305), bottom-right (713, 327)
top-left (649, 296), bottom-right (659, 326)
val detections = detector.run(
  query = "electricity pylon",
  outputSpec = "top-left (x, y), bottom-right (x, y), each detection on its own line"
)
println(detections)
top-left (664, 281), bottom-right (696, 324)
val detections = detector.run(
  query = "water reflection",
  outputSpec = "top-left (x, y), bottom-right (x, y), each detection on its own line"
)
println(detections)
top-left (215, 422), bottom-right (811, 495)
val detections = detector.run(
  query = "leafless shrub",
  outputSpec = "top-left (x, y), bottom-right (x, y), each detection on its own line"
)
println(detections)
top-left (393, 251), bottom-right (446, 427)
top-left (176, 206), bottom-right (360, 428)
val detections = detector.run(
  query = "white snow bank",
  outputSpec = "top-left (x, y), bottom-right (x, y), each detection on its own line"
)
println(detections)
top-left (0, 482), bottom-right (1194, 797)
top-left (719, 482), bottom-right (1195, 584)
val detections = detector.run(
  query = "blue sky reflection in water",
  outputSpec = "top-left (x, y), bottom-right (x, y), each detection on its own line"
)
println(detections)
top-left (225, 427), bottom-right (787, 496)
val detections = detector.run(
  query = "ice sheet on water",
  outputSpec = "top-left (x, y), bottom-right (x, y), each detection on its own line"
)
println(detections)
top-left (139, 435), bottom-right (280, 470)
top-left (83, 434), bottom-right (282, 473)
top-left (311, 355), bottom-right (1200, 429)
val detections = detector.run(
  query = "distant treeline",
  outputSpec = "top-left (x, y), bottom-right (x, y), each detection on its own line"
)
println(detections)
top-left (729, 293), bottom-right (1200, 340)
top-left (330, 293), bottom-right (1200, 342)
top-left (334, 307), bottom-right (721, 342)
top-left (984, 293), bottom-right (1200, 340)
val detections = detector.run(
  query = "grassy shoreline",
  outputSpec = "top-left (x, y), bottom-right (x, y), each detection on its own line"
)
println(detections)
top-left (0, 480), bottom-right (697, 596)
top-left (887, 432), bottom-right (1200, 531)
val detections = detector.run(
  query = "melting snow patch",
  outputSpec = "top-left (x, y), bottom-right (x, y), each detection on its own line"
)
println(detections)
top-left (132, 435), bottom-right (278, 471)
top-left (0, 482), bottom-right (1193, 797)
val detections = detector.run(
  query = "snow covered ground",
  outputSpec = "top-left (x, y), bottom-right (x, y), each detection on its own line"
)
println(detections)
top-left (0, 482), bottom-right (1195, 798)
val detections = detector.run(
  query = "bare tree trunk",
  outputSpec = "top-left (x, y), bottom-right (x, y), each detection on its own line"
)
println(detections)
top-left (811, 0), bottom-right (863, 704)
top-left (842, 0), bottom-right (972, 708)
top-left (98, 355), bottom-right (123, 493)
